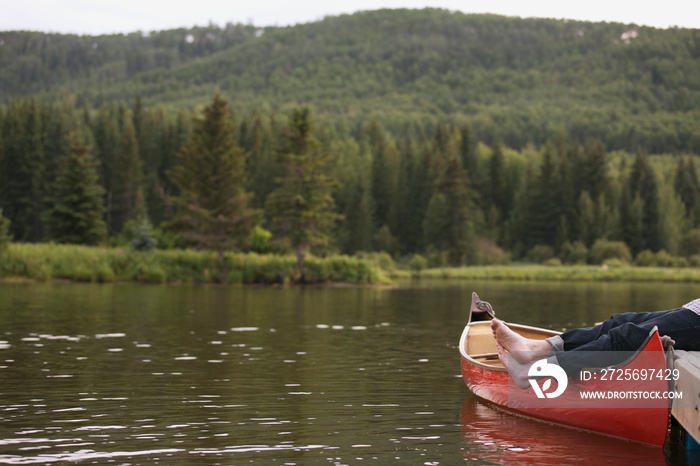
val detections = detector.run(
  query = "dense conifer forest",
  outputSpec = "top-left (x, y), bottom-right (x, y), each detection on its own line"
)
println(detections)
top-left (2, 8), bottom-right (700, 270)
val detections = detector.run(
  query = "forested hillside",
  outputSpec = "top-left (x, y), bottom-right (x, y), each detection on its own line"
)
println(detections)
top-left (0, 23), bottom-right (262, 99)
top-left (3, 9), bottom-right (700, 153)
top-left (2, 9), bottom-right (700, 270)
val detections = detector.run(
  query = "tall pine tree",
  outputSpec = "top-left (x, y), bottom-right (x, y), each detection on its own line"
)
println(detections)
top-left (49, 134), bottom-right (107, 245)
top-left (621, 153), bottom-right (661, 255)
top-left (0, 209), bottom-right (11, 252)
top-left (423, 157), bottom-right (476, 265)
top-left (674, 157), bottom-right (700, 227)
top-left (265, 106), bottom-right (341, 281)
top-left (525, 147), bottom-right (561, 250)
top-left (169, 91), bottom-right (261, 278)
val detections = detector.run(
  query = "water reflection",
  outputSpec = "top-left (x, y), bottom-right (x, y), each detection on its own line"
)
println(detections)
top-left (459, 395), bottom-right (666, 465)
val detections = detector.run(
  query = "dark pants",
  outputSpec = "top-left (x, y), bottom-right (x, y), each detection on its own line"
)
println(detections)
top-left (553, 307), bottom-right (700, 375)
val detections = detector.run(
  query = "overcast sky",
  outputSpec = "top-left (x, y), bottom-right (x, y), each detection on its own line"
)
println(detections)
top-left (3, 0), bottom-right (700, 35)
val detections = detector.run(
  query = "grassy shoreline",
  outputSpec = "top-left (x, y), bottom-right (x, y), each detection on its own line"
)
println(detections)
top-left (393, 264), bottom-right (700, 283)
top-left (0, 243), bottom-right (389, 285)
top-left (3, 243), bottom-right (700, 286)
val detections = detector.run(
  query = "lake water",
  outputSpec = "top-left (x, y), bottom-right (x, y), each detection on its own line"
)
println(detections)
top-left (0, 280), bottom-right (698, 465)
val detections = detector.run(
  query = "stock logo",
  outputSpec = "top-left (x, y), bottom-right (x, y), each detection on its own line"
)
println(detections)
top-left (528, 359), bottom-right (568, 399)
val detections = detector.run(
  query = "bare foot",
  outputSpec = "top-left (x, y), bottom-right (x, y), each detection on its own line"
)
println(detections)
top-left (491, 318), bottom-right (553, 363)
top-left (497, 343), bottom-right (532, 390)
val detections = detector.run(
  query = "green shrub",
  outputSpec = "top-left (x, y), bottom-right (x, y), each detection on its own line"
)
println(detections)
top-left (680, 229), bottom-right (700, 257)
top-left (127, 258), bottom-right (166, 283)
top-left (635, 250), bottom-right (656, 266)
top-left (409, 254), bottom-right (427, 275)
top-left (226, 270), bottom-right (244, 284)
top-left (355, 251), bottom-right (396, 271)
top-left (654, 250), bottom-right (675, 267)
top-left (27, 262), bottom-right (52, 281)
top-left (246, 226), bottom-right (276, 254)
top-left (635, 249), bottom-right (684, 268)
top-left (129, 219), bottom-right (158, 252)
top-left (0, 209), bottom-right (11, 253)
top-left (543, 258), bottom-right (562, 267)
top-left (425, 247), bottom-right (449, 268)
top-left (589, 239), bottom-right (632, 265)
top-left (561, 241), bottom-right (588, 265)
top-left (674, 256), bottom-right (689, 268)
top-left (473, 238), bottom-right (511, 265)
top-left (71, 263), bottom-right (94, 282)
top-left (142, 266), bottom-right (167, 284)
top-left (603, 258), bottom-right (626, 268)
top-left (94, 263), bottom-right (116, 282)
top-left (152, 228), bottom-right (190, 250)
top-left (525, 245), bottom-right (554, 264)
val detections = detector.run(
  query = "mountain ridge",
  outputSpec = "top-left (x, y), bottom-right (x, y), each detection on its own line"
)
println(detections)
top-left (3, 8), bottom-right (700, 152)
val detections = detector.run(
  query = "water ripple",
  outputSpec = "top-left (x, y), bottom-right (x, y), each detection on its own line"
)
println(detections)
top-left (0, 448), bottom-right (184, 464)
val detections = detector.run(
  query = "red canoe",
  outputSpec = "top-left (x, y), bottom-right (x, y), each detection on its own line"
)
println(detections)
top-left (459, 293), bottom-right (671, 447)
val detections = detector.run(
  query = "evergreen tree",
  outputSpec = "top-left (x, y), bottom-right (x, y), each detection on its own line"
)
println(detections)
top-left (22, 99), bottom-right (46, 241)
top-left (265, 106), bottom-right (342, 280)
top-left (367, 118), bottom-right (399, 231)
top-left (554, 146), bottom-right (576, 248)
top-left (459, 123), bottom-right (481, 213)
top-left (576, 191), bottom-right (596, 246)
top-left (486, 141), bottom-right (508, 216)
top-left (394, 137), bottom-right (422, 254)
top-left (620, 192), bottom-right (645, 255)
top-left (505, 164), bottom-right (536, 256)
top-left (0, 97), bottom-right (31, 241)
top-left (130, 217), bottom-right (158, 252)
top-left (576, 141), bottom-right (609, 202)
top-left (131, 96), bottom-right (168, 225)
top-left (459, 124), bottom-right (478, 178)
top-left (674, 157), bottom-right (700, 227)
top-left (42, 97), bottom-right (76, 207)
top-left (151, 109), bottom-right (190, 225)
top-left (432, 120), bottom-right (451, 157)
top-left (340, 174), bottom-right (374, 254)
top-left (49, 135), bottom-right (107, 245)
top-left (169, 91), bottom-right (261, 278)
top-left (423, 192), bottom-right (449, 255)
top-left (658, 183), bottom-right (688, 255)
top-left (114, 101), bottom-right (143, 231)
top-left (621, 153), bottom-right (661, 254)
top-left (244, 113), bottom-right (279, 209)
top-left (403, 141), bottom-right (440, 253)
top-left (92, 102), bottom-right (120, 232)
top-left (423, 157), bottom-right (476, 265)
top-left (525, 148), bottom-right (561, 249)
top-left (0, 209), bottom-right (11, 252)
top-left (595, 193), bottom-right (618, 241)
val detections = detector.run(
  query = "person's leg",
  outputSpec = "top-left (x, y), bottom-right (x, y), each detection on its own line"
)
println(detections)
top-left (548, 308), bottom-right (681, 353)
top-left (554, 308), bottom-right (700, 376)
top-left (643, 308), bottom-right (700, 350)
top-left (495, 310), bottom-right (679, 362)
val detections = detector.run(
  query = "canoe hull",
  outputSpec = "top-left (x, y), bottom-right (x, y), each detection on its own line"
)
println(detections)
top-left (459, 321), bottom-right (670, 446)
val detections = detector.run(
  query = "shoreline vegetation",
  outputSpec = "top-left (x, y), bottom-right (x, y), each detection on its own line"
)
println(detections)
top-left (0, 243), bottom-right (388, 286)
top-left (3, 243), bottom-right (700, 286)
top-left (392, 265), bottom-right (700, 283)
